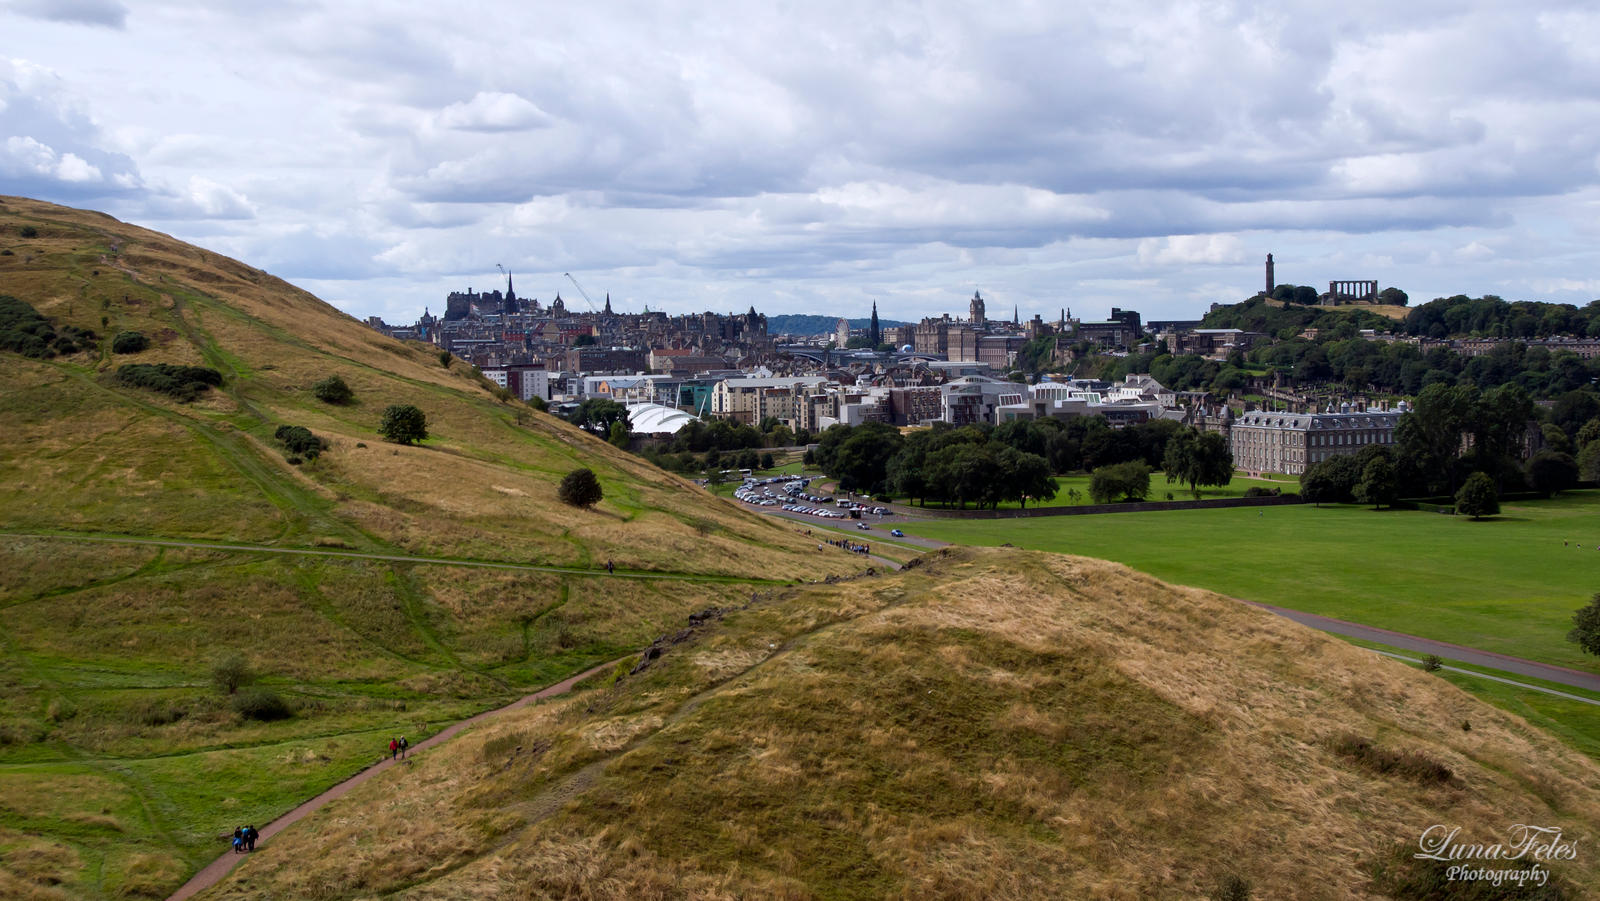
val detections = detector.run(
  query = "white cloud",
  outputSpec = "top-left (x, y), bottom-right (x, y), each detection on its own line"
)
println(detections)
top-left (1136, 234), bottom-right (1247, 266)
top-left (8, 2), bottom-right (1600, 322)
top-left (0, 58), bottom-right (140, 196)
top-left (433, 92), bottom-right (551, 133)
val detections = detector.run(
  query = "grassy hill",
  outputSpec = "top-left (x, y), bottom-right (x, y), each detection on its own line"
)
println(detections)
top-left (208, 547), bottom-right (1600, 899)
top-left (0, 196), bottom-right (863, 898)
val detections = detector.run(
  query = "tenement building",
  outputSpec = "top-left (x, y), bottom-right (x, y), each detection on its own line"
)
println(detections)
top-left (1230, 406), bottom-right (1402, 476)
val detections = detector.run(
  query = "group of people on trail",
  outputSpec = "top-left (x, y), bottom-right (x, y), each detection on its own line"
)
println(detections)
top-left (819, 537), bottom-right (870, 555)
top-left (389, 736), bottom-right (409, 760)
top-left (231, 825), bottom-right (258, 853)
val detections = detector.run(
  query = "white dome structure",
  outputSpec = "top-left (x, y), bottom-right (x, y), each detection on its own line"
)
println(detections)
top-left (627, 403), bottom-right (698, 435)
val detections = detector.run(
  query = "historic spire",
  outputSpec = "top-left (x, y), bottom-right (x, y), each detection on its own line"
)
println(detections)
top-left (869, 300), bottom-right (880, 348)
top-left (604, 292), bottom-right (613, 315)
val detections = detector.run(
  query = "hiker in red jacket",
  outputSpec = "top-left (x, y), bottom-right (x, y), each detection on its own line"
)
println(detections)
top-left (389, 737), bottom-right (398, 760)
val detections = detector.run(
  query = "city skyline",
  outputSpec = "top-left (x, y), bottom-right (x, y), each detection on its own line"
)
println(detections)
top-left (6, 1), bottom-right (1600, 325)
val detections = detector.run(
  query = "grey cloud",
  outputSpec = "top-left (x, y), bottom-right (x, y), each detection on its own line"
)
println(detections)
top-left (0, 59), bottom-right (142, 198)
top-left (8, 0), bottom-right (127, 28)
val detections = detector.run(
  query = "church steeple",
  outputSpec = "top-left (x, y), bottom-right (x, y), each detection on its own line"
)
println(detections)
top-left (604, 292), bottom-right (613, 315)
top-left (869, 300), bottom-right (880, 348)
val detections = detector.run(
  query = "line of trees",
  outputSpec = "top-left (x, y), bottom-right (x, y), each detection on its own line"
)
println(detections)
top-left (878, 424), bottom-right (1056, 509)
top-left (1299, 382), bottom-right (1591, 507)
top-left (806, 416), bottom-right (1232, 509)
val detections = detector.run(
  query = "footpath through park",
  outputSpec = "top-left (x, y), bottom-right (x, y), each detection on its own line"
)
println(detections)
top-left (165, 659), bottom-right (619, 901)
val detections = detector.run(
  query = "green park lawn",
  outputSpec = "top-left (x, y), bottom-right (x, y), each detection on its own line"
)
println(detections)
top-left (906, 491), bottom-right (1600, 672)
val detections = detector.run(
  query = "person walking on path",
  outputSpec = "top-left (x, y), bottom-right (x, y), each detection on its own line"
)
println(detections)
top-left (244, 825), bottom-right (257, 852)
top-left (605, 559), bottom-right (614, 574)
top-left (388, 737), bottom-right (398, 760)
top-left (231, 827), bottom-right (243, 854)
top-left (399, 736), bottom-right (409, 759)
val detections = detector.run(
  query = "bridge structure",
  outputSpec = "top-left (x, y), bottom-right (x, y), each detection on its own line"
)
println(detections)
top-left (776, 345), bottom-right (945, 366)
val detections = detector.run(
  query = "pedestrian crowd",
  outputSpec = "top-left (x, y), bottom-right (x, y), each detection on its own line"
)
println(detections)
top-left (819, 537), bottom-right (870, 555)
top-left (231, 825), bottom-right (258, 853)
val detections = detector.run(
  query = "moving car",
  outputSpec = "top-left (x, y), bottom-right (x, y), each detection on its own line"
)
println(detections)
top-left (890, 528), bottom-right (904, 537)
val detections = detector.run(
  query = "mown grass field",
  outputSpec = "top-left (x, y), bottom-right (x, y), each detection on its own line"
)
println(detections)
top-left (906, 491), bottom-right (1600, 670)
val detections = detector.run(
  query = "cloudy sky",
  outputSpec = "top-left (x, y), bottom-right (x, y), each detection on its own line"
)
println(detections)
top-left (5, 0), bottom-right (1600, 326)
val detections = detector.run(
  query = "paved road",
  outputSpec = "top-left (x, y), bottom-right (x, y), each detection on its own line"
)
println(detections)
top-left (6, 532), bottom-right (781, 584)
top-left (166, 659), bottom-right (619, 901)
top-left (1242, 600), bottom-right (1600, 694)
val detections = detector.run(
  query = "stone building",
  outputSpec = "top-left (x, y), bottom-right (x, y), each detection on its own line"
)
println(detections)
top-left (1230, 407), bottom-right (1402, 476)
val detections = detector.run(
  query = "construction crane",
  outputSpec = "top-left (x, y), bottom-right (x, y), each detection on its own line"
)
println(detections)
top-left (562, 272), bottom-right (601, 313)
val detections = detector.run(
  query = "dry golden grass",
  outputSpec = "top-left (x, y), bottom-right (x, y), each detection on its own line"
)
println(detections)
top-left (213, 547), bottom-right (1600, 900)
top-left (0, 827), bottom-right (79, 900)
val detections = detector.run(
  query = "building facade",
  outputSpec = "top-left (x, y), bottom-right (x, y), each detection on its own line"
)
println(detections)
top-left (1231, 408), bottom-right (1401, 476)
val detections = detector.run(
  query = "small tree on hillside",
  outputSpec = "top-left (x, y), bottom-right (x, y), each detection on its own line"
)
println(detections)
top-left (211, 653), bottom-right (254, 695)
top-left (1454, 471), bottom-right (1499, 520)
top-left (438, 349), bottom-right (452, 368)
top-left (378, 404), bottom-right (428, 445)
top-left (558, 467), bottom-right (603, 508)
top-left (111, 331), bottom-right (149, 354)
top-left (1570, 594), bottom-right (1600, 658)
top-left (312, 375), bottom-right (353, 405)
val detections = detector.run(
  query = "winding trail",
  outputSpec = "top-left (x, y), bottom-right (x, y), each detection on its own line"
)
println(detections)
top-left (165, 659), bottom-right (620, 901)
top-left (5, 532), bottom-right (783, 584)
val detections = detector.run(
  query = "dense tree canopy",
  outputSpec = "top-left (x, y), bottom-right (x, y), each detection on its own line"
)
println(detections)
top-left (1162, 428), bottom-right (1233, 497)
top-left (1089, 461), bottom-right (1151, 503)
top-left (1454, 472), bottom-right (1499, 520)
top-left (567, 398), bottom-right (630, 436)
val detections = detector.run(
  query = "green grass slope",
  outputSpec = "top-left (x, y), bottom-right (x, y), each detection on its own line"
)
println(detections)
top-left (0, 196), bottom-right (862, 899)
top-left (213, 548), bottom-right (1600, 900)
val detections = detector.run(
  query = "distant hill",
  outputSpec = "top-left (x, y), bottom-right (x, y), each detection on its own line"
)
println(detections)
top-left (1199, 296), bottom-right (1401, 337)
top-left (212, 547), bottom-right (1600, 899)
top-left (767, 313), bottom-right (909, 336)
top-left (0, 196), bottom-right (861, 899)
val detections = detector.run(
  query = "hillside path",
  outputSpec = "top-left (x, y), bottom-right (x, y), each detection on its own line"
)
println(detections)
top-left (6, 532), bottom-right (781, 584)
top-left (165, 659), bottom-right (619, 901)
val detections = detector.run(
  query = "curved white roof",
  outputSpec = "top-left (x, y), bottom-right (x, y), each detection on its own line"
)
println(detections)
top-left (627, 403), bottom-right (699, 435)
